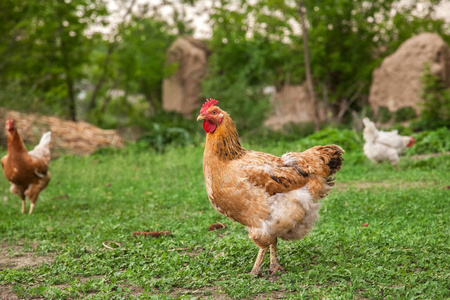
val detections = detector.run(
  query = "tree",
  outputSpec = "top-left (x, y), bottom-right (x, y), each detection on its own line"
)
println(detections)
top-left (0, 0), bottom-right (108, 121)
top-left (203, 0), bottom-right (450, 129)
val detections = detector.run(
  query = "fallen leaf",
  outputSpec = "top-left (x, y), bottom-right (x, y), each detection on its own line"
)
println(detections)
top-left (167, 247), bottom-right (189, 252)
top-left (132, 231), bottom-right (172, 238)
top-left (208, 223), bottom-right (226, 231)
top-left (214, 252), bottom-right (225, 258)
top-left (361, 223), bottom-right (369, 227)
top-left (103, 241), bottom-right (121, 249)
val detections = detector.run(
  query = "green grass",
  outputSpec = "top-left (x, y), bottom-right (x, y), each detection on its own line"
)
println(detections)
top-left (0, 140), bottom-right (449, 299)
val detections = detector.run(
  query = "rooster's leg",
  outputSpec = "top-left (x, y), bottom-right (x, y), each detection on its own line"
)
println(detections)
top-left (11, 184), bottom-right (26, 214)
top-left (250, 247), bottom-right (268, 276)
top-left (269, 240), bottom-right (285, 274)
top-left (21, 199), bottom-right (26, 214)
top-left (29, 203), bottom-right (35, 215)
top-left (25, 184), bottom-right (41, 215)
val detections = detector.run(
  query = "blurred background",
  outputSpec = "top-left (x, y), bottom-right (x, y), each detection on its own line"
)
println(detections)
top-left (0, 0), bottom-right (449, 153)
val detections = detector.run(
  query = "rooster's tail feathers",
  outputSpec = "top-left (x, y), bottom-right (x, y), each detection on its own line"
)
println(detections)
top-left (323, 145), bottom-right (344, 176)
top-left (29, 132), bottom-right (51, 160)
top-left (37, 132), bottom-right (51, 149)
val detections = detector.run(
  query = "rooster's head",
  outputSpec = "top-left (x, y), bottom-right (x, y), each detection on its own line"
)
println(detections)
top-left (5, 118), bottom-right (16, 133)
top-left (197, 99), bottom-right (224, 133)
top-left (407, 137), bottom-right (415, 148)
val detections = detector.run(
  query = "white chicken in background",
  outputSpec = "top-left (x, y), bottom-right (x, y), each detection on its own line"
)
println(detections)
top-left (362, 118), bottom-right (415, 166)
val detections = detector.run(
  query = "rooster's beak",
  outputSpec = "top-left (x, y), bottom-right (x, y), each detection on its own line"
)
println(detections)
top-left (197, 114), bottom-right (206, 121)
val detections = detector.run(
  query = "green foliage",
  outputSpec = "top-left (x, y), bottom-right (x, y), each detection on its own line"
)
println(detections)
top-left (407, 127), bottom-right (450, 155)
top-left (1, 0), bottom-right (449, 136)
top-left (203, 0), bottom-right (449, 128)
top-left (202, 0), bottom-right (304, 134)
top-left (0, 141), bottom-right (448, 299)
top-left (84, 13), bottom-right (177, 128)
top-left (298, 127), bottom-right (362, 152)
top-left (202, 78), bottom-right (272, 136)
top-left (138, 124), bottom-right (194, 152)
top-left (0, 0), bottom-right (109, 120)
top-left (394, 106), bottom-right (416, 122)
top-left (115, 16), bottom-right (176, 109)
top-left (245, 122), bottom-right (316, 146)
top-left (412, 66), bottom-right (450, 130)
top-left (377, 106), bottom-right (392, 123)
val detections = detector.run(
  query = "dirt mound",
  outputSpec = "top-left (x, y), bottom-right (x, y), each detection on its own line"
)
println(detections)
top-left (162, 36), bottom-right (209, 118)
top-left (369, 33), bottom-right (450, 113)
top-left (264, 83), bottom-right (326, 130)
top-left (0, 108), bottom-right (124, 156)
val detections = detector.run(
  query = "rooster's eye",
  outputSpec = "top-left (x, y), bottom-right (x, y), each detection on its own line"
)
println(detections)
top-left (213, 111), bottom-right (217, 114)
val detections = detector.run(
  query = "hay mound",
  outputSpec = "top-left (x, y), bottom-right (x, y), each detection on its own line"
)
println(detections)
top-left (0, 108), bottom-right (124, 156)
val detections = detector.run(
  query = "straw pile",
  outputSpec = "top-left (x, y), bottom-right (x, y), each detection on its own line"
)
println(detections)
top-left (0, 108), bottom-right (124, 156)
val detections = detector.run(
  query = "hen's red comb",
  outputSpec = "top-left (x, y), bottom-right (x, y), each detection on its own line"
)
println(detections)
top-left (200, 98), bottom-right (219, 114)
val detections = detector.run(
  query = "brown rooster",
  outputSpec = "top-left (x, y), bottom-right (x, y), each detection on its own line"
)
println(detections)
top-left (197, 99), bottom-right (344, 275)
top-left (1, 118), bottom-right (52, 214)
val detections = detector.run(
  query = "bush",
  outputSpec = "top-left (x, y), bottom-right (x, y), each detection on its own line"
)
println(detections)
top-left (377, 106), bottom-right (392, 123)
top-left (413, 66), bottom-right (450, 130)
top-left (245, 122), bottom-right (316, 145)
top-left (137, 123), bottom-right (194, 152)
top-left (406, 127), bottom-right (450, 155)
top-left (394, 106), bottom-right (416, 122)
top-left (298, 127), bottom-right (362, 153)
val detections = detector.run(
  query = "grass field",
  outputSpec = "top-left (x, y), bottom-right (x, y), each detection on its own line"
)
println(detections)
top-left (0, 139), bottom-right (449, 299)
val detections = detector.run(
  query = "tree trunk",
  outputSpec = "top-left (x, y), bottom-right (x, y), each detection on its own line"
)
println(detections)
top-left (66, 75), bottom-right (77, 121)
top-left (88, 45), bottom-right (114, 111)
top-left (58, 22), bottom-right (77, 122)
top-left (298, 1), bottom-right (320, 132)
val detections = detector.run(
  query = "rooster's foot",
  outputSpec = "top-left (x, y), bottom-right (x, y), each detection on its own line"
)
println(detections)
top-left (269, 263), bottom-right (285, 275)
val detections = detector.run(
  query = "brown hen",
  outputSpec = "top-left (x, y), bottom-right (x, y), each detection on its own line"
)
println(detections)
top-left (1, 119), bottom-right (51, 214)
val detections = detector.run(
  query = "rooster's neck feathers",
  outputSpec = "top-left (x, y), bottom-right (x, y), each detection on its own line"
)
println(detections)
top-left (7, 130), bottom-right (27, 155)
top-left (205, 113), bottom-right (246, 161)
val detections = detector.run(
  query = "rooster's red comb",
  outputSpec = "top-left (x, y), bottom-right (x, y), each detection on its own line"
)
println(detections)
top-left (200, 98), bottom-right (219, 115)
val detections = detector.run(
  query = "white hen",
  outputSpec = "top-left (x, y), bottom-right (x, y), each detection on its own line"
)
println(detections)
top-left (362, 118), bottom-right (414, 166)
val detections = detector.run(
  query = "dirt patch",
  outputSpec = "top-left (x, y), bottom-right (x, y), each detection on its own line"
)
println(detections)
top-left (169, 286), bottom-right (232, 299)
top-left (0, 284), bottom-right (19, 300)
top-left (169, 286), bottom-right (289, 299)
top-left (119, 284), bottom-right (146, 297)
top-left (409, 152), bottom-right (450, 161)
top-left (50, 276), bottom-right (145, 298)
top-left (0, 243), bottom-right (53, 271)
top-left (337, 181), bottom-right (434, 191)
top-left (252, 291), bottom-right (287, 299)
